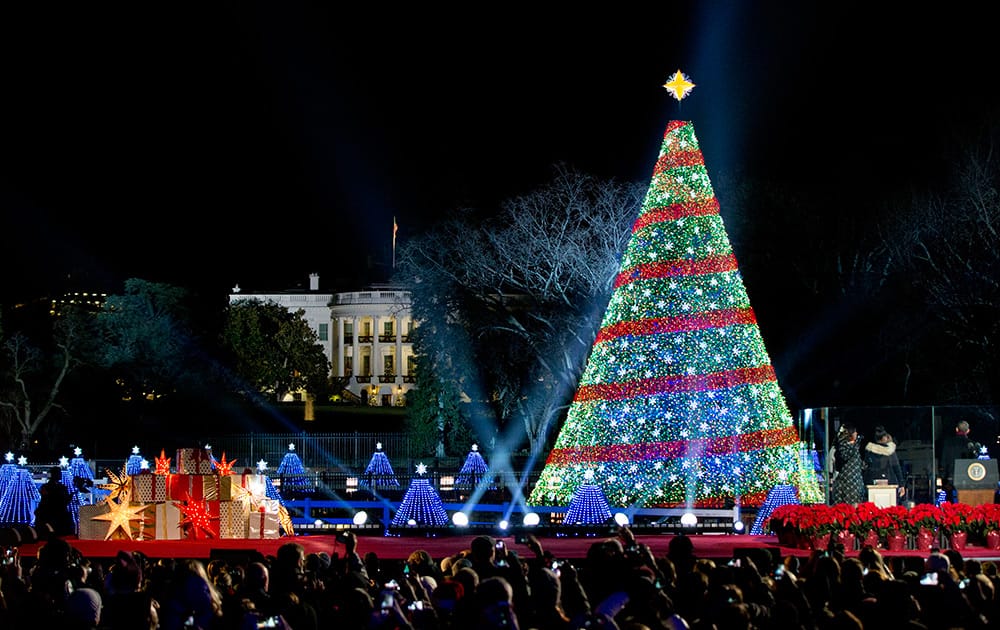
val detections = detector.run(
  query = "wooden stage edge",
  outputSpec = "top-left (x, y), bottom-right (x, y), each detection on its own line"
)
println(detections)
top-left (17, 533), bottom-right (1000, 564)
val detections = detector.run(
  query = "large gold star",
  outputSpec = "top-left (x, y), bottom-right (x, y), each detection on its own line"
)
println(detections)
top-left (91, 496), bottom-right (148, 540)
top-left (99, 467), bottom-right (133, 505)
top-left (663, 69), bottom-right (695, 101)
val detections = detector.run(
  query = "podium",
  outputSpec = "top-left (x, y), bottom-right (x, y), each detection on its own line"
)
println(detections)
top-left (954, 459), bottom-right (997, 506)
top-left (867, 484), bottom-right (898, 508)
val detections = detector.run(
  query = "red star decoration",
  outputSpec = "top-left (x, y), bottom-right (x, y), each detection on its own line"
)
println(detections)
top-left (215, 452), bottom-right (237, 476)
top-left (154, 449), bottom-right (172, 475)
top-left (174, 499), bottom-right (219, 539)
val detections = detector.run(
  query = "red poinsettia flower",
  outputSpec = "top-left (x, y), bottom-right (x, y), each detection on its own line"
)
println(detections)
top-left (904, 503), bottom-right (943, 535)
top-left (873, 505), bottom-right (908, 537)
top-left (844, 502), bottom-right (881, 536)
top-left (940, 501), bottom-right (976, 534)
top-left (972, 503), bottom-right (1000, 535)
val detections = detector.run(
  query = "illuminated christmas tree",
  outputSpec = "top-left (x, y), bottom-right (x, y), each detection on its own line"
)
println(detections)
top-left (528, 85), bottom-right (822, 509)
top-left (0, 452), bottom-right (18, 500)
top-left (57, 457), bottom-right (83, 533)
top-left (256, 459), bottom-right (284, 504)
top-left (563, 470), bottom-right (613, 525)
top-left (362, 442), bottom-right (400, 488)
top-left (70, 447), bottom-right (96, 504)
top-left (276, 444), bottom-right (312, 497)
top-left (0, 463), bottom-right (41, 526)
top-left (391, 463), bottom-right (448, 527)
top-left (125, 445), bottom-right (145, 476)
top-left (456, 444), bottom-right (489, 487)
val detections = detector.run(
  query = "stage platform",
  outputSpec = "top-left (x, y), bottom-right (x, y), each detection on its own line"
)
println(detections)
top-left (17, 533), bottom-right (1000, 566)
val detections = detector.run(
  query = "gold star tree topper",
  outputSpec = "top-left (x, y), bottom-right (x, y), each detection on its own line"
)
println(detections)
top-left (663, 69), bottom-right (695, 101)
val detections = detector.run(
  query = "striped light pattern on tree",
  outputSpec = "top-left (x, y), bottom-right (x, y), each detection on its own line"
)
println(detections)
top-left (528, 120), bottom-right (822, 509)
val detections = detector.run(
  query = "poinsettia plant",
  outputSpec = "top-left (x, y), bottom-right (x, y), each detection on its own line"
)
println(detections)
top-left (769, 503), bottom-right (839, 536)
top-left (903, 503), bottom-right (943, 535)
top-left (972, 503), bottom-right (1000, 536)
top-left (939, 501), bottom-right (976, 534)
top-left (829, 503), bottom-right (856, 534)
top-left (873, 504), bottom-right (909, 537)
top-left (845, 502), bottom-right (881, 536)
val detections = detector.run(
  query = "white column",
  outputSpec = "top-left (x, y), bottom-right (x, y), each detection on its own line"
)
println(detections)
top-left (336, 317), bottom-right (345, 377)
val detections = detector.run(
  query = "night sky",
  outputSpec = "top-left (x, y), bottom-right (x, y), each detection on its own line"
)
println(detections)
top-left (2, 4), bottom-right (998, 307)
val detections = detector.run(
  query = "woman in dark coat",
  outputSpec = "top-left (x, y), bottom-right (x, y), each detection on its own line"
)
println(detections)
top-left (831, 423), bottom-right (865, 505)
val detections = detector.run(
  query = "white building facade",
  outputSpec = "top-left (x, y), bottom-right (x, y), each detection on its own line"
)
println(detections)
top-left (229, 273), bottom-right (416, 406)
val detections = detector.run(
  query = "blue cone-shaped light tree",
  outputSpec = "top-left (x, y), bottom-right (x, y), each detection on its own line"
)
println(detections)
top-left (392, 463), bottom-right (448, 528)
top-left (363, 442), bottom-right (400, 487)
top-left (0, 452), bottom-right (18, 502)
top-left (70, 447), bottom-right (96, 505)
top-left (256, 459), bottom-right (285, 504)
top-left (276, 443), bottom-right (312, 496)
top-left (456, 444), bottom-right (489, 487)
top-left (563, 470), bottom-right (613, 526)
top-left (125, 445), bottom-right (145, 476)
top-left (0, 463), bottom-right (41, 526)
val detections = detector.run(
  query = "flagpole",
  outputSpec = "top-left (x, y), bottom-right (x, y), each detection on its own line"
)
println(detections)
top-left (392, 216), bottom-right (398, 269)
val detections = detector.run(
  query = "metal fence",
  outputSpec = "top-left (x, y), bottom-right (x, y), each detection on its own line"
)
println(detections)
top-left (178, 432), bottom-right (416, 473)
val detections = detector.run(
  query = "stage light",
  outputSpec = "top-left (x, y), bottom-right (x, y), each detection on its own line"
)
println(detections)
top-left (314, 519), bottom-right (323, 527)
top-left (498, 520), bottom-right (509, 531)
top-left (353, 511), bottom-right (369, 526)
top-left (732, 520), bottom-right (745, 533)
top-left (613, 512), bottom-right (629, 526)
top-left (680, 512), bottom-right (698, 527)
top-left (407, 519), bottom-right (417, 527)
top-left (452, 512), bottom-right (469, 527)
top-left (523, 512), bottom-right (541, 527)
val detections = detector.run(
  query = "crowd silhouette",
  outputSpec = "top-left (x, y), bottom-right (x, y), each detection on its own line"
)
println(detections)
top-left (1, 527), bottom-right (999, 629)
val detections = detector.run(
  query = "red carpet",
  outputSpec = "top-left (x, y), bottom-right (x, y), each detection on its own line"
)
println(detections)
top-left (18, 533), bottom-right (1000, 564)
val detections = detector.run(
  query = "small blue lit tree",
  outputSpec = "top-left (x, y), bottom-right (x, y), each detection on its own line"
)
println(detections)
top-left (456, 444), bottom-right (489, 487)
top-left (563, 470), bottom-right (612, 526)
top-left (0, 451), bottom-right (18, 501)
top-left (125, 445), bottom-right (145, 476)
top-left (256, 459), bottom-right (284, 504)
top-left (0, 464), bottom-right (41, 526)
top-left (276, 443), bottom-right (312, 497)
top-left (363, 442), bottom-right (400, 488)
top-left (391, 463), bottom-right (448, 528)
top-left (750, 484), bottom-right (800, 535)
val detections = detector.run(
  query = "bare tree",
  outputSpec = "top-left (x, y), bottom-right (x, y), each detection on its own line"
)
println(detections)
top-left (885, 132), bottom-right (1000, 400)
top-left (0, 308), bottom-right (92, 450)
top-left (396, 164), bottom-right (644, 454)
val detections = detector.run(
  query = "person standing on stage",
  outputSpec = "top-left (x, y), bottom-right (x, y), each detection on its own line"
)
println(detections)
top-left (940, 420), bottom-right (980, 502)
top-left (863, 426), bottom-right (906, 501)
top-left (831, 422), bottom-right (865, 505)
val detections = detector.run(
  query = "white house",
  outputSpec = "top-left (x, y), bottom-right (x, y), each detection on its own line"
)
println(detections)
top-left (229, 273), bottom-right (416, 406)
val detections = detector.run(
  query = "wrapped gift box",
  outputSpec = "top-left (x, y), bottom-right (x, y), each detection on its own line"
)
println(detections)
top-left (220, 499), bottom-right (251, 539)
top-left (248, 508), bottom-right (280, 540)
top-left (133, 471), bottom-right (169, 502)
top-left (78, 503), bottom-right (111, 540)
top-left (220, 473), bottom-right (266, 500)
top-left (168, 474), bottom-right (222, 501)
top-left (137, 501), bottom-right (182, 540)
top-left (177, 500), bottom-right (221, 540)
top-left (176, 447), bottom-right (213, 475)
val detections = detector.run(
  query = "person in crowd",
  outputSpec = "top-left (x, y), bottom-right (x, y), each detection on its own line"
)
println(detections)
top-left (34, 466), bottom-right (74, 538)
top-left (831, 422), bottom-right (865, 505)
top-left (864, 425), bottom-right (907, 501)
